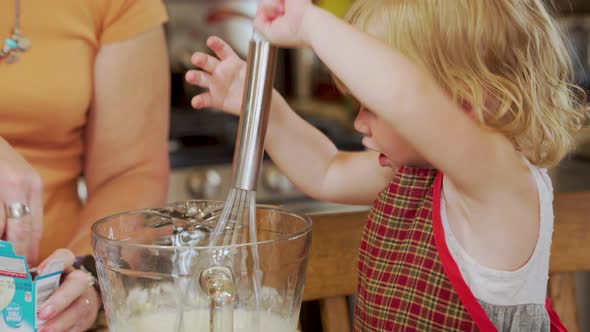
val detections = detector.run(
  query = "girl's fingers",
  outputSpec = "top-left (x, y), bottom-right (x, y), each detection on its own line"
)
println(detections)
top-left (207, 36), bottom-right (239, 61)
top-left (191, 52), bottom-right (219, 72)
top-left (191, 93), bottom-right (213, 109)
top-left (185, 70), bottom-right (211, 88)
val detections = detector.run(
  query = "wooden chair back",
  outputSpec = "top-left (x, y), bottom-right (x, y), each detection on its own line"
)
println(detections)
top-left (302, 210), bottom-right (368, 332)
top-left (548, 192), bottom-right (590, 332)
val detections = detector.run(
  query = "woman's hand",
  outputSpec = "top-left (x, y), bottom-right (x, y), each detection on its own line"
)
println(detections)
top-left (254, 0), bottom-right (314, 48)
top-left (185, 36), bottom-right (247, 115)
top-left (37, 249), bottom-right (101, 332)
top-left (0, 137), bottom-right (43, 264)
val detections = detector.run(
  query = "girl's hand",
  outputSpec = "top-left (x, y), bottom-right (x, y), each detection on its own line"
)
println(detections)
top-left (185, 36), bottom-right (247, 115)
top-left (254, 0), bottom-right (314, 48)
top-left (37, 249), bottom-right (101, 332)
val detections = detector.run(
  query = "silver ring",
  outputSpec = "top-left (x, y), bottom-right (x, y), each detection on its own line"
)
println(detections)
top-left (6, 203), bottom-right (30, 219)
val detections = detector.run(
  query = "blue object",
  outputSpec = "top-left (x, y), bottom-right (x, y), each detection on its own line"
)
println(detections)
top-left (4, 38), bottom-right (17, 49)
top-left (2, 302), bottom-right (23, 328)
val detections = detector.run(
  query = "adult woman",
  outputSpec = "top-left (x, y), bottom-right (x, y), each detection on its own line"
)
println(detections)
top-left (0, 0), bottom-right (170, 330)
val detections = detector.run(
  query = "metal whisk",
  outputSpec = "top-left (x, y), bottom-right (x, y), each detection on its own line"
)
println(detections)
top-left (209, 30), bottom-right (277, 249)
top-left (196, 30), bottom-right (277, 332)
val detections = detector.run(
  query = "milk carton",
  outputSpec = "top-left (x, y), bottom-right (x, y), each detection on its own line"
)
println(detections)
top-left (0, 241), bottom-right (64, 331)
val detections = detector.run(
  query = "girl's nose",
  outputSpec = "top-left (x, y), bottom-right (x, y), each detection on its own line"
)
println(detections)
top-left (354, 106), bottom-right (371, 136)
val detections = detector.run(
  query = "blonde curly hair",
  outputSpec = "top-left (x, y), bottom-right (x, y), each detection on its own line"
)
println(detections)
top-left (336, 0), bottom-right (587, 167)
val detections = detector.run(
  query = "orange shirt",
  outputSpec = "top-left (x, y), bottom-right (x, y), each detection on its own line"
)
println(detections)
top-left (0, 0), bottom-right (168, 260)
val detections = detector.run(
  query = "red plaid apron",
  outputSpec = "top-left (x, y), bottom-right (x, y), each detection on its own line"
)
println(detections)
top-left (354, 166), bottom-right (567, 331)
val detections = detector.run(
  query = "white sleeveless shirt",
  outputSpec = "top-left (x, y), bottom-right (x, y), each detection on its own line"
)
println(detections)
top-left (440, 161), bottom-right (553, 330)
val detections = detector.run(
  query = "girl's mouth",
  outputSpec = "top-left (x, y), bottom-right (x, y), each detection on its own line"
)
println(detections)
top-left (378, 153), bottom-right (390, 167)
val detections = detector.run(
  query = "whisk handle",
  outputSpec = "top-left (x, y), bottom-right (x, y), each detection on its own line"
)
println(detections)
top-left (231, 31), bottom-right (278, 190)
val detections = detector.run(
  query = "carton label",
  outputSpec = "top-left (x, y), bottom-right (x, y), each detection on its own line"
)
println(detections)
top-left (0, 257), bottom-right (27, 279)
top-left (0, 241), bottom-right (64, 331)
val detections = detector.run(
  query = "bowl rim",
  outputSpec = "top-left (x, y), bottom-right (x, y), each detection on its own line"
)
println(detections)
top-left (91, 200), bottom-right (312, 251)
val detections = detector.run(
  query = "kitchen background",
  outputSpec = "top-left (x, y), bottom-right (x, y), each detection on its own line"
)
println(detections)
top-left (157, 0), bottom-right (590, 330)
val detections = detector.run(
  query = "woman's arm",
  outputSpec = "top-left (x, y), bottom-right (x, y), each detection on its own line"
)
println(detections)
top-left (68, 26), bottom-right (170, 256)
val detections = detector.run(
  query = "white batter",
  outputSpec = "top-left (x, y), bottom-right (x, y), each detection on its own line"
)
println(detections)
top-left (110, 309), bottom-right (296, 331)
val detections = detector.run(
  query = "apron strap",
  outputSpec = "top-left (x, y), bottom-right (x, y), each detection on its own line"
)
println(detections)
top-left (432, 173), bottom-right (498, 331)
top-left (546, 298), bottom-right (568, 332)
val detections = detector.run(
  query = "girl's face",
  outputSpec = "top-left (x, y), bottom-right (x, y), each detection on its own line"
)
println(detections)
top-left (354, 105), bottom-right (427, 168)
